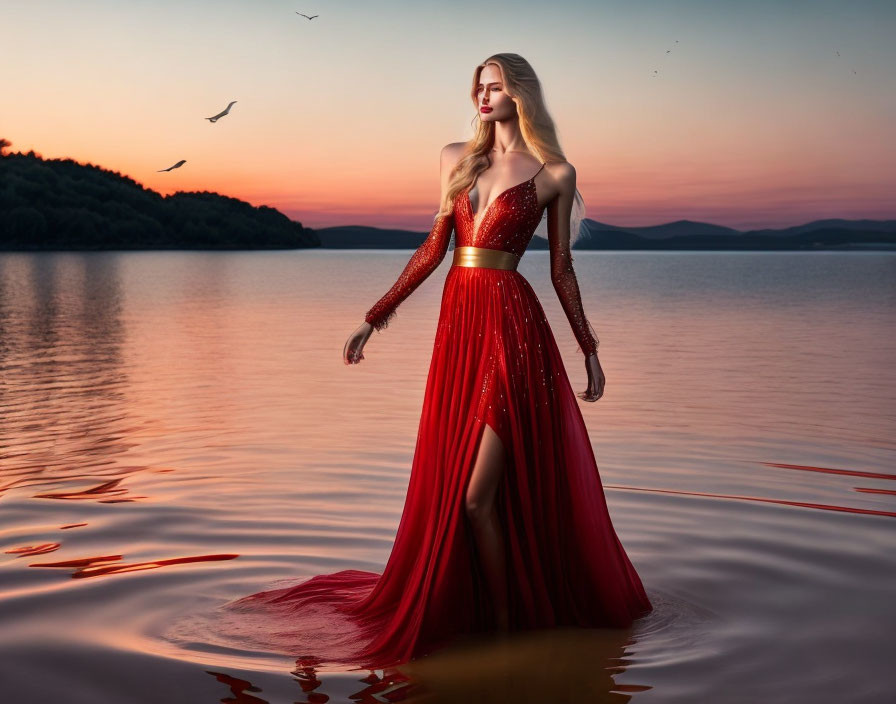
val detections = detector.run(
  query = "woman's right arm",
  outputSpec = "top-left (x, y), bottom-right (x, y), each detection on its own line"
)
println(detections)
top-left (363, 144), bottom-right (459, 332)
top-left (364, 211), bottom-right (455, 331)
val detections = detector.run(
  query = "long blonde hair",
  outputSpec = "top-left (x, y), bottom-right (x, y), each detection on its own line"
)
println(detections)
top-left (437, 53), bottom-right (569, 220)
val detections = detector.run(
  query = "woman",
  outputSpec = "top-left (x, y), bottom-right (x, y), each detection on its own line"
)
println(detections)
top-left (231, 53), bottom-right (652, 671)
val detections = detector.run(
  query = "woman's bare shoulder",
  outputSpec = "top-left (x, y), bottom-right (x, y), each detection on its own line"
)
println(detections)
top-left (544, 159), bottom-right (575, 182)
top-left (543, 159), bottom-right (576, 199)
top-left (441, 142), bottom-right (467, 176)
top-left (440, 142), bottom-right (467, 172)
top-left (442, 141), bottom-right (467, 158)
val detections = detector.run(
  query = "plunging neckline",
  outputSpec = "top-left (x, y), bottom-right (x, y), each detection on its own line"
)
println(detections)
top-left (463, 162), bottom-right (545, 240)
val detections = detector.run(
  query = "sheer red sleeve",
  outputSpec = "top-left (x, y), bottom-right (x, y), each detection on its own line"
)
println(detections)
top-left (549, 229), bottom-right (599, 357)
top-left (364, 212), bottom-right (455, 331)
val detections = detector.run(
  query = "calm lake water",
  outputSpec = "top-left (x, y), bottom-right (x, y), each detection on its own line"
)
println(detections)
top-left (1, 249), bottom-right (894, 703)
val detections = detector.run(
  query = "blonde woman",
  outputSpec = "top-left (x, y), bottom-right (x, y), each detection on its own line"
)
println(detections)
top-left (234, 53), bottom-right (652, 670)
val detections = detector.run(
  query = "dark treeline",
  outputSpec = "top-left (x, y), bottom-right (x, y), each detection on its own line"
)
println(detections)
top-left (0, 139), bottom-right (319, 251)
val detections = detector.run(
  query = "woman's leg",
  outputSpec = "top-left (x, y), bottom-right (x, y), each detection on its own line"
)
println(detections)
top-left (465, 422), bottom-right (509, 631)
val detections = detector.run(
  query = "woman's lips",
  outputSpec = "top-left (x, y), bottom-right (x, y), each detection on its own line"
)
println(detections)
top-left (480, 106), bottom-right (493, 113)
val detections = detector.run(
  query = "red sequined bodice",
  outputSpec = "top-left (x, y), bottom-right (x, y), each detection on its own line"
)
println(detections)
top-left (456, 170), bottom-right (544, 256)
top-left (364, 163), bottom-right (598, 357)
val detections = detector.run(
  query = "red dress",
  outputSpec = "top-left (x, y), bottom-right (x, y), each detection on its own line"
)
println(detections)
top-left (227, 163), bottom-right (652, 670)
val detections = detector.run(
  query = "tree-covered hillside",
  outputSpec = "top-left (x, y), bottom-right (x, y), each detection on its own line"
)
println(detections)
top-left (0, 139), bottom-right (319, 251)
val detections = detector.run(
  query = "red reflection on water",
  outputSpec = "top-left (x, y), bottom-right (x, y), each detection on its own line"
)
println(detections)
top-left (5, 542), bottom-right (61, 556)
top-left (855, 487), bottom-right (896, 496)
top-left (59, 522), bottom-right (88, 529)
top-left (205, 670), bottom-right (267, 703)
top-left (352, 668), bottom-right (416, 700)
top-left (291, 658), bottom-right (418, 701)
top-left (762, 462), bottom-right (896, 481)
top-left (29, 554), bottom-right (121, 567)
top-left (29, 552), bottom-right (239, 578)
top-left (615, 684), bottom-right (654, 693)
top-left (604, 485), bottom-right (896, 518)
top-left (33, 477), bottom-right (145, 502)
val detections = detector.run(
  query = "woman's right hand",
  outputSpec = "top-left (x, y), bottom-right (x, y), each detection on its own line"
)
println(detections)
top-left (344, 321), bottom-right (373, 365)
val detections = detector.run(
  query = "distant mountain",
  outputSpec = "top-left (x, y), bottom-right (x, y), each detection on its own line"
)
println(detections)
top-left (310, 225), bottom-right (432, 249)
top-left (313, 217), bottom-right (896, 251)
top-left (741, 219), bottom-right (896, 236)
top-left (0, 142), bottom-right (319, 251)
top-left (575, 219), bottom-right (896, 250)
top-left (576, 223), bottom-right (896, 250)
top-left (585, 219), bottom-right (741, 239)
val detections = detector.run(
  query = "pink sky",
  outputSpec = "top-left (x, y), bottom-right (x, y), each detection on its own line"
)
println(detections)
top-left (3, 1), bottom-right (894, 231)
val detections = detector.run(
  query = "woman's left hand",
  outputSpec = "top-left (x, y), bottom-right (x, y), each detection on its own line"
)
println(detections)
top-left (577, 352), bottom-right (605, 402)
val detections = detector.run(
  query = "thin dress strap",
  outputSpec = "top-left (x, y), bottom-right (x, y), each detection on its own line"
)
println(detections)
top-left (535, 162), bottom-right (546, 177)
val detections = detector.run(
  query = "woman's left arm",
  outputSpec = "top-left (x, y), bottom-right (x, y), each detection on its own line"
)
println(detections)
top-left (546, 162), bottom-right (599, 358)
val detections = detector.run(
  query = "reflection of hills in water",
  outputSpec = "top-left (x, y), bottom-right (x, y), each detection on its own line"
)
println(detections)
top-left (0, 254), bottom-right (141, 501)
top-left (0, 254), bottom-right (240, 577)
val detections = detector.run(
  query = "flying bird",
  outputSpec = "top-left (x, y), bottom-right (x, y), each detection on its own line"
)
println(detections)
top-left (158, 160), bottom-right (186, 172)
top-left (296, 12), bottom-right (318, 19)
top-left (206, 101), bottom-right (237, 123)
top-left (654, 40), bottom-right (679, 76)
top-left (834, 50), bottom-right (857, 74)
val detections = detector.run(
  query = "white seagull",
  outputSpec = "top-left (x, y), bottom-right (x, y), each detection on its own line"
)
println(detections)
top-left (158, 160), bottom-right (186, 172)
top-left (206, 101), bottom-right (237, 123)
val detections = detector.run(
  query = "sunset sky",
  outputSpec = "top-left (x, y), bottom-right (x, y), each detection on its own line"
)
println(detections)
top-left (3, 0), bottom-right (894, 231)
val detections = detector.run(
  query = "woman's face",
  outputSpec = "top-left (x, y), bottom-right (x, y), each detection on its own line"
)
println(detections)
top-left (476, 63), bottom-right (515, 122)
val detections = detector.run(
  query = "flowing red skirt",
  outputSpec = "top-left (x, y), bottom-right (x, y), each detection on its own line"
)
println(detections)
top-left (225, 264), bottom-right (652, 670)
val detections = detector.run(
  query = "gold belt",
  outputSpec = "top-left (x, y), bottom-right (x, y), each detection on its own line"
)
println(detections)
top-left (452, 246), bottom-right (520, 270)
